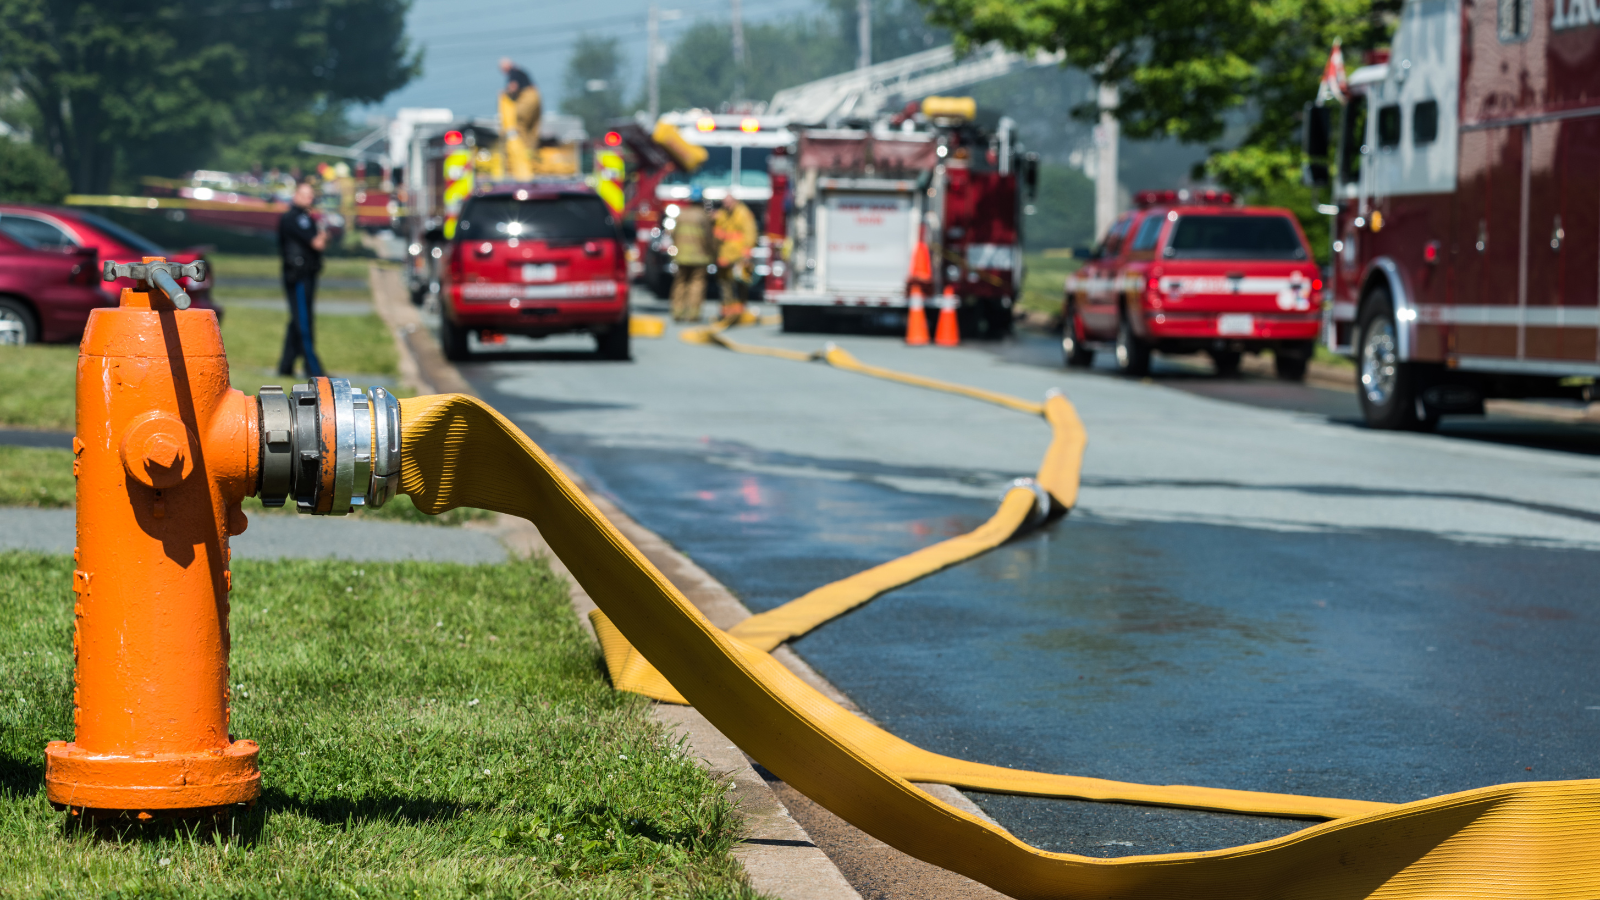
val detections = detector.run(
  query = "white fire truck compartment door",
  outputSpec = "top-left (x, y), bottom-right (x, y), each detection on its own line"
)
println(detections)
top-left (821, 192), bottom-right (913, 294)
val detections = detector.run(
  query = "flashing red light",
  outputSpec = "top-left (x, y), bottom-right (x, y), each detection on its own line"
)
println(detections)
top-left (1134, 189), bottom-right (1235, 208)
top-left (1423, 240), bottom-right (1441, 263)
top-left (1312, 278), bottom-right (1324, 292)
top-left (443, 130), bottom-right (464, 146)
top-left (604, 131), bottom-right (622, 146)
top-left (739, 117), bottom-right (760, 133)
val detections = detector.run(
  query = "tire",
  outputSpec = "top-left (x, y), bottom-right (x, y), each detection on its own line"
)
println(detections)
top-left (780, 305), bottom-right (819, 333)
top-left (1114, 315), bottom-right (1151, 376)
top-left (982, 301), bottom-right (1014, 338)
top-left (1061, 306), bottom-right (1095, 368)
top-left (439, 313), bottom-right (470, 362)
top-left (1274, 342), bottom-right (1312, 382)
top-left (1208, 349), bottom-right (1242, 377)
top-left (0, 296), bottom-right (39, 345)
top-left (1356, 290), bottom-right (1436, 431)
top-left (596, 318), bottom-right (631, 360)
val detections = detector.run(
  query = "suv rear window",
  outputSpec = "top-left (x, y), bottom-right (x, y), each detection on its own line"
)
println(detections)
top-left (457, 194), bottom-right (618, 242)
top-left (1165, 215), bottom-right (1306, 260)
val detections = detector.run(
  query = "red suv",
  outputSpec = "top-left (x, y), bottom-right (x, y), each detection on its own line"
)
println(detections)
top-left (1062, 192), bottom-right (1322, 380)
top-left (0, 205), bottom-right (216, 321)
top-left (438, 184), bottom-right (630, 360)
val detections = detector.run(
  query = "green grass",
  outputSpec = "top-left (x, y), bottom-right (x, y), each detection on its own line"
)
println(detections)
top-left (210, 254), bottom-right (383, 282)
top-left (0, 346), bottom-right (77, 431)
top-left (218, 305), bottom-right (401, 396)
top-left (241, 493), bottom-right (494, 528)
top-left (0, 448), bottom-right (74, 507)
top-left (0, 553), bottom-right (760, 899)
top-left (1020, 252), bottom-right (1081, 317)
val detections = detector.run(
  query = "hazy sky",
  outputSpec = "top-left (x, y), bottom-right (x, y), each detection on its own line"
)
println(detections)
top-left (374, 0), bottom-right (823, 122)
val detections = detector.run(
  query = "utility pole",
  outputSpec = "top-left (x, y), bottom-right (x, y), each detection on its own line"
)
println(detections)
top-left (1094, 81), bottom-right (1120, 240)
top-left (731, 0), bottom-right (746, 100)
top-left (648, 2), bottom-right (661, 121)
top-left (857, 0), bottom-right (871, 69)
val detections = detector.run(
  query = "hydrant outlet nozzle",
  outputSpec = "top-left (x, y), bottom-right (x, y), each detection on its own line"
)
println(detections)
top-left (257, 378), bottom-right (401, 515)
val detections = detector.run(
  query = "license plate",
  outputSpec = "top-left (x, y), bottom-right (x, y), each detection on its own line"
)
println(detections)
top-left (1218, 313), bottom-right (1255, 336)
top-left (521, 263), bottom-right (556, 283)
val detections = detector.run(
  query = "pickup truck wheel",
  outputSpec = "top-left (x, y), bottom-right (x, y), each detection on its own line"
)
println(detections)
top-left (596, 319), bottom-right (631, 360)
top-left (0, 297), bottom-right (39, 345)
top-left (439, 313), bottom-right (470, 362)
top-left (1061, 307), bottom-right (1095, 368)
top-left (1357, 293), bottom-right (1435, 431)
top-left (1208, 349), bottom-right (1242, 376)
top-left (1115, 316), bottom-right (1151, 376)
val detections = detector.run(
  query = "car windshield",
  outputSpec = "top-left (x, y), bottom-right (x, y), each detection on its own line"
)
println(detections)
top-left (662, 146), bottom-right (734, 189)
top-left (456, 194), bottom-right (617, 242)
top-left (70, 210), bottom-right (167, 255)
top-left (1165, 215), bottom-right (1306, 260)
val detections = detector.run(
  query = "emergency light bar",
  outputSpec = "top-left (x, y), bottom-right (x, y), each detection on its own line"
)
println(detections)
top-left (1134, 189), bottom-right (1234, 207)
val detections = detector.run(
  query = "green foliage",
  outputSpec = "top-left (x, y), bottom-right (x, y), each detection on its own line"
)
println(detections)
top-left (656, 19), bottom-right (845, 111)
top-left (0, 139), bottom-right (69, 203)
top-left (561, 35), bottom-right (633, 139)
top-left (1026, 163), bottom-right (1095, 250)
top-left (0, 0), bottom-right (420, 192)
top-left (0, 553), bottom-right (760, 897)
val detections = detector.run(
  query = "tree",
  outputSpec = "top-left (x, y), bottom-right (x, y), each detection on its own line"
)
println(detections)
top-left (0, 0), bottom-right (419, 193)
top-left (0, 138), bottom-right (70, 203)
top-left (561, 35), bottom-right (631, 138)
top-left (917, 0), bottom-right (1398, 256)
top-left (654, 18), bottom-right (845, 112)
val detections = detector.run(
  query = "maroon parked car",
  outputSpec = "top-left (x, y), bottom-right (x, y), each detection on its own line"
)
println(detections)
top-left (0, 205), bottom-right (216, 341)
top-left (0, 230), bottom-right (110, 344)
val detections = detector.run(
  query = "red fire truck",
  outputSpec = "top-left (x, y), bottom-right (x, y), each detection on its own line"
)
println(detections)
top-left (772, 97), bottom-right (1038, 336)
top-left (1307, 0), bottom-right (1600, 429)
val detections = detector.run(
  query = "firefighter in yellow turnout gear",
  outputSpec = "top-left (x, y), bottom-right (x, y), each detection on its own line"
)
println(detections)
top-left (498, 58), bottom-right (542, 181)
top-left (669, 187), bottom-right (714, 323)
top-left (713, 193), bottom-right (758, 320)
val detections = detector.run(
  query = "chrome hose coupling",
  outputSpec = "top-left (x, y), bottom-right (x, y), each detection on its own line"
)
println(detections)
top-left (256, 378), bottom-right (401, 515)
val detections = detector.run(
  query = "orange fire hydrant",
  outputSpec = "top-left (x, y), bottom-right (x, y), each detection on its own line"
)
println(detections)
top-left (45, 258), bottom-right (400, 816)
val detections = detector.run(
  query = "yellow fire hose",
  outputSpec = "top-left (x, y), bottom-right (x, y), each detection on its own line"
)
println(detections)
top-left (395, 328), bottom-right (1600, 896)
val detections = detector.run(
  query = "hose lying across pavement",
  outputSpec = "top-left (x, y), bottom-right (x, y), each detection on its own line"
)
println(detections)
top-left (396, 321), bottom-right (1600, 897)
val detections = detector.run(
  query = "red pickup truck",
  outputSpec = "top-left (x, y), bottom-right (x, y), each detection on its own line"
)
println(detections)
top-left (438, 183), bottom-right (631, 361)
top-left (1062, 192), bottom-right (1322, 380)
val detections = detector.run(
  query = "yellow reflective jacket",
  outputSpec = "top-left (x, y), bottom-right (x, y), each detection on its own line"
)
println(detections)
top-left (713, 200), bottom-right (758, 267)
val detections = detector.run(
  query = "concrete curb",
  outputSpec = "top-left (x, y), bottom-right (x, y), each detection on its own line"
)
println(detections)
top-left (370, 270), bottom-right (867, 899)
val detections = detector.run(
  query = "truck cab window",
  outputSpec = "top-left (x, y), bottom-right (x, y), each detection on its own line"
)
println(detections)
top-left (1376, 105), bottom-right (1402, 149)
top-left (1130, 214), bottom-right (1164, 252)
top-left (1413, 100), bottom-right (1439, 145)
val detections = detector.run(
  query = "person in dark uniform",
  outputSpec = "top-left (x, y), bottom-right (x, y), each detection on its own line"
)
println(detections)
top-left (278, 180), bottom-right (327, 377)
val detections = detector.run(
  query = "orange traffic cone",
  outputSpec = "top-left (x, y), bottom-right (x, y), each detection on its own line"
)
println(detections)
top-left (934, 286), bottom-right (961, 346)
top-left (909, 239), bottom-right (932, 284)
top-left (905, 285), bottom-right (930, 345)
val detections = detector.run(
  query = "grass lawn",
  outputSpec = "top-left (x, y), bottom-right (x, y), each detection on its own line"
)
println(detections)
top-left (209, 254), bottom-right (381, 282)
top-left (0, 346), bottom-right (77, 432)
top-left (0, 449), bottom-right (74, 508)
top-left (0, 552), bottom-right (760, 899)
top-left (1020, 251), bottom-right (1080, 318)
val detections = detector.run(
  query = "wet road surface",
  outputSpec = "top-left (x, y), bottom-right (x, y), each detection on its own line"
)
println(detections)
top-left (453, 304), bottom-right (1600, 860)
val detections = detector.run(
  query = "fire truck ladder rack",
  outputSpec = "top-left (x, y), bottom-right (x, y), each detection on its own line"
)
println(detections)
top-left (767, 42), bottom-right (1064, 126)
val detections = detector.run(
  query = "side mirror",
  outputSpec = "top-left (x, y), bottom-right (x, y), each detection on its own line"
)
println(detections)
top-left (1023, 152), bottom-right (1040, 201)
top-left (1072, 245), bottom-right (1093, 260)
top-left (1303, 102), bottom-right (1331, 159)
top-left (1302, 162), bottom-right (1331, 188)
top-left (424, 224), bottom-right (447, 243)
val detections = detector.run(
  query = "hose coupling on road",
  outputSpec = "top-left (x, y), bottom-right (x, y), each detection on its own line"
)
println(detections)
top-left (257, 377), bottom-right (401, 514)
top-left (1004, 477), bottom-right (1053, 531)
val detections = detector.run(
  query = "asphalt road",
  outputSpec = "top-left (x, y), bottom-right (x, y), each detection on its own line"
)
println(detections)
top-left (455, 299), bottom-right (1600, 861)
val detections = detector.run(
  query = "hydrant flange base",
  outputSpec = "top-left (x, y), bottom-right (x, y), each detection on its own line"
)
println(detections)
top-left (44, 739), bottom-right (261, 812)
